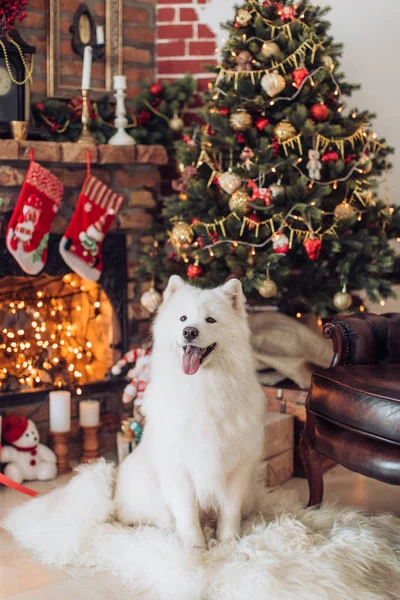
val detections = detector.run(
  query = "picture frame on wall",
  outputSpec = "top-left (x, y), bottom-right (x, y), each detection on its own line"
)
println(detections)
top-left (47, 0), bottom-right (122, 99)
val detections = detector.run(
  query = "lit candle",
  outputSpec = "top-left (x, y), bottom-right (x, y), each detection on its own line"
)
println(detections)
top-left (113, 75), bottom-right (127, 91)
top-left (49, 391), bottom-right (71, 432)
top-left (81, 45), bottom-right (93, 90)
top-left (96, 25), bottom-right (105, 45)
top-left (79, 400), bottom-right (100, 427)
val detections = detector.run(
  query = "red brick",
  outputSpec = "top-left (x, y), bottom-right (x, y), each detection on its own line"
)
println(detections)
top-left (157, 7), bottom-right (175, 22)
top-left (19, 141), bottom-right (61, 163)
top-left (157, 40), bottom-right (186, 58)
top-left (197, 24), bottom-right (216, 38)
top-left (157, 0), bottom-right (190, 3)
top-left (114, 168), bottom-right (161, 188)
top-left (0, 167), bottom-right (26, 186)
top-left (158, 24), bottom-right (193, 39)
top-left (118, 211), bottom-right (153, 230)
top-left (125, 67), bottom-right (155, 83)
top-left (123, 46), bottom-right (152, 64)
top-left (18, 11), bottom-right (43, 28)
top-left (0, 140), bottom-right (18, 160)
top-left (124, 26), bottom-right (155, 44)
top-left (124, 6), bottom-right (150, 24)
top-left (61, 143), bottom-right (99, 164)
top-left (179, 7), bottom-right (198, 21)
top-left (158, 59), bottom-right (210, 75)
top-left (136, 145), bottom-right (168, 165)
top-left (98, 145), bottom-right (136, 164)
top-left (189, 41), bottom-right (217, 56)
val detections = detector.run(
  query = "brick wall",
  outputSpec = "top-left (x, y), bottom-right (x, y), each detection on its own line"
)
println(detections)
top-left (17, 0), bottom-right (156, 104)
top-left (156, 0), bottom-right (216, 90)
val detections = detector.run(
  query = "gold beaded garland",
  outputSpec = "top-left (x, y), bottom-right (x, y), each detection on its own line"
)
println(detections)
top-left (170, 221), bottom-right (194, 247)
top-left (0, 39), bottom-right (34, 85)
top-left (229, 190), bottom-right (250, 214)
top-left (273, 121), bottom-right (296, 142)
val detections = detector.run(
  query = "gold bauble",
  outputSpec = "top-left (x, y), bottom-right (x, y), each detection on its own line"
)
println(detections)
top-left (236, 8), bottom-right (252, 26)
top-left (260, 41), bottom-right (280, 59)
top-left (170, 221), bottom-right (194, 247)
top-left (334, 291), bottom-right (352, 311)
top-left (219, 171), bottom-right (242, 195)
top-left (169, 114), bottom-right (184, 132)
top-left (141, 287), bottom-right (162, 314)
top-left (230, 110), bottom-right (252, 131)
top-left (359, 154), bottom-right (373, 174)
top-left (334, 201), bottom-right (356, 220)
top-left (321, 55), bottom-right (334, 70)
top-left (258, 279), bottom-right (278, 298)
top-left (273, 121), bottom-right (296, 142)
top-left (229, 190), bottom-right (250, 214)
top-left (261, 71), bottom-right (286, 97)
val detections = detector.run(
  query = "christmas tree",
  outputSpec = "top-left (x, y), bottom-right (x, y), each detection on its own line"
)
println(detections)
top-left (137, 0), bottom-right (399, 318)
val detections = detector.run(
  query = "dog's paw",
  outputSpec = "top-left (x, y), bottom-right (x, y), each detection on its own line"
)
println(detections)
top-left (183, 530), bottom-right (207, 551)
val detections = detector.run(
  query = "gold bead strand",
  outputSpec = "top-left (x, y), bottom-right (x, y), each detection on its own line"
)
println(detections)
top-left (0, 39), bottom-right (34, 86)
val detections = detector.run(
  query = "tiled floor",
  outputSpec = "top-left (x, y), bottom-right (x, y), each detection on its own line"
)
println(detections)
top-left (1, 466), bottom-right (399, 599)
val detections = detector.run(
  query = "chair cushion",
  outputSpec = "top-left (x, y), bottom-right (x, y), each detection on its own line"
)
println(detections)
top-left (309, 365), bottom-right (400, 444)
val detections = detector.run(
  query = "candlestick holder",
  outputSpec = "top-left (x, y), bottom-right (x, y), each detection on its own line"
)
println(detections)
top-left (77, 89), bottom-right (97, 144)
top-left (80, 425), bottom-right (100, 463)
top-left (108, 82), bottom-right (135, 146)
top-left (50, 431), bottom-right (72, 474)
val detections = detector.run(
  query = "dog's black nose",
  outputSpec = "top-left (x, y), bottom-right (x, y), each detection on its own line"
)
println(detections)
top-left (183, 327), bottom-right (199, 343)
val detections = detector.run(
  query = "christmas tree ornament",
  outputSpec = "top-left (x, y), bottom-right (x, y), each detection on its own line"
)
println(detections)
top-left (141, 287), bottom-right (162, 314)
top-left (321, 55), bottom-right (334, 71)
top-left (149, 82), bottom-right (163, 96)
top-left (248, 180), bottom-right (271, 205)
top-left (170, 221), bottom-right (194, 247)
top-left (359, 154), bottom-right (373, 174)
top-left (236, 134), bottom-right (246, 144)
top-left (260, 41), bottom-right (280, 59)
top-left (255, 116), bottom-right (269, 131)
top-left (334, 286), bottom-right (352, 310)
top-left (235, 50), bottom-right (253, 72)
top-left (219, 171), bottom-right (242, 195)
top-left (321, 150), bottom-right (339, 163)
top-left (261, 71), bottom-right (286, 97)
top-left (307, 149), bottom-right (322, 180)
top-left (272, 231), bottom-right (289, 255)
top-left (280, 5), bottom-right (297, 21)
top-left (229, 190), bottom-right (250, 214)
top-left (269, 181), bottom-right (285, 200)
top-left (292, 65), bottom-right (310, 87)
top-left (272, 137), bottom-right (280, 157)
top-left (6, 152), bottom-right (64, 275)
top-left (304, 237), bottom-right (322, 261)
top-left (169, 112), bottom-right (184, 133)
top-left (310, 103), bottom-right (329, 121)
top-left (187, 263), bottom-right (203, 279)
top-left (258, 278), bottom-right (278, 298)
top-left (179, 193), bottom-right (188, 201)
top-left (273, 121), bottom-right (296, 141)
top-left (240, 146), bottom-right (255, 170)
top-left (360, 189), bottom-right (374, 203)
top-left (230, 110), bottom-right (252, 131)
top-left (247, 214), bottom-right (261, 230)
top-left (235, 8), bottom-right (252, 27)
top-left (218, 107), bottom-right (230, 116)
top-left (334, 201), bottom-right (356, 220)
top-left (59, 171), bottom-right (124, 282)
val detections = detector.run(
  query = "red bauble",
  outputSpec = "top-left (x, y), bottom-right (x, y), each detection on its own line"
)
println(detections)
top-left (187, 264), bottom-right (203, 279)
top-left (310, 104), bottom-right (329, 121)
top-left (292, 67), bottom-right (309, 87)
top-left (321, 151), bottom-right (339, 164)
top-left (344, 154), bottom-right (356, 164)
top-left (196, 237), bottom-right (205, 248)
top-left (207, 125), bottom-right (216, 136)
top-left (255, 116), bottom-right (269, 131)
top-left (210, 232), bottom-right (219, 244)
top-left (304, 238), bottom-right (322, 261)
top-left (236, 134), bottom-right (246, 144)
top-left (280, 6), bottom-right (296, 21)
top-left (36, 102), bottom-right (45, 111)
top-left (149, 82), bottom-right (163, 95)
top-left (191, 218), bottom-right (201, 225)
top-left (272, 137), bottom-right (280, 157)
top-left (247, 214), bottom-right (261, 231)
top-left (218, 107), bottom-right (230, 116)
top-left (234, 22), bottom-right (241, 28)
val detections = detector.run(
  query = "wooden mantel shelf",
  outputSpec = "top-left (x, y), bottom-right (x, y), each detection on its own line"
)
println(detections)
top-left (0, 140), bottom-right (169, 166)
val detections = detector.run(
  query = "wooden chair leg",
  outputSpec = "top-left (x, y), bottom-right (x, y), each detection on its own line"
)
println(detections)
top-left (300, 411), bottom-right (324, 507)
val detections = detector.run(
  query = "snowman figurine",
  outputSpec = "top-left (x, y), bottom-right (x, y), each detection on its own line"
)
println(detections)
top-left (0, 415), bottom-right (57, 484)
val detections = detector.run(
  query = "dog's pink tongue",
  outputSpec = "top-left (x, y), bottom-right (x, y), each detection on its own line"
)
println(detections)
top-left (182, 346), bottom-right (201, 375)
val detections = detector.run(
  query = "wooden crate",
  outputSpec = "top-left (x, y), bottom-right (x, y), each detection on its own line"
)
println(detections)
top-left (257, 413), bottom-right (294, 488)
top-left (258, 449), bottom-right (294, 488)
top-left (263, 385), bottom-right (336, 477)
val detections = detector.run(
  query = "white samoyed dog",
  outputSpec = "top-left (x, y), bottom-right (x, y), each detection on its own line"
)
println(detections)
top-left (115, 276), bottom-right (265, 549)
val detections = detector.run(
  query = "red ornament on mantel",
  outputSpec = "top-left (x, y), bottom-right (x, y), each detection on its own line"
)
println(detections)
top-left (187, 264), bottom-right (203, 279)
top-left (310, 103), bottom-right (329, 121)
top-left (149, 82), bottom-right (163, 96)
top-left (255, 116), bottom-right (269, 131)
top-left (292, 67), bottom-right (309, 87)
top-left (321, 151), bottom-right (339, 163)
top-left (304, 237), bottom-right (322, 261)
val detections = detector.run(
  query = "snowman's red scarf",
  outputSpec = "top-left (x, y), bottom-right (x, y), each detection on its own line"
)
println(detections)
top-left (0, 445), bottom-right (39, 497)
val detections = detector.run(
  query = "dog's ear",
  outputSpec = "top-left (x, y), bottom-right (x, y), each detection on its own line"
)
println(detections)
top-left (221, 279), bottom-right (246, 314)
top-left (164, 275), bottom-right (185, 302)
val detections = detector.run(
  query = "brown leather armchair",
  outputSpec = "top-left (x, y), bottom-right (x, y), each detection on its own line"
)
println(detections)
top-left (300, 313), bottom-right (400, 506)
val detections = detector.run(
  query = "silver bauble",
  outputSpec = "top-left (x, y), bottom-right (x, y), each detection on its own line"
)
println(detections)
top-left (169, 114), bottom-right (184, 132)
top-left (219, 171), bottom-right (242, 195)
top-left (334, 291), bottom-right (352, 311)
top-left (229, 110), bottom-right (252, 131)
top-left (141, 287), bottom-right (162, 314)
top-left (261, 71), bottom-right (286, 97)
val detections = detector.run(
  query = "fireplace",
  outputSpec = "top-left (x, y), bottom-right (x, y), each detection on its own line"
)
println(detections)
top-left (0, 233), bottom-right (128, 400)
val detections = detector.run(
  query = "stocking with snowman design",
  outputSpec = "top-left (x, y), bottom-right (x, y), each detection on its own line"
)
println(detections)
top-left (6, 151), bottom-right (64, 275)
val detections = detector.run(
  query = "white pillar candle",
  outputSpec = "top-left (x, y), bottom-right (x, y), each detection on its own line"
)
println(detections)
top-left (79, 400), bottom-right (100, 427)
top-left (113, 74), bottom-right (127, 91)
top-left (96, 25), bottom-right (105, 45)
top-left (49, 391), bottom-right (71, 432)
top-left (82, 45), bottom-right (93, 90)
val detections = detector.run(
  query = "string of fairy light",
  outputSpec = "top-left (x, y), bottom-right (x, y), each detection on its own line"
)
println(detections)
top-left (0, 274), bottom-right (106, 394)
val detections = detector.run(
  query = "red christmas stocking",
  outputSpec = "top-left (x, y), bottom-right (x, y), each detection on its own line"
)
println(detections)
top-left (59, 170), bottom-right (124, 282)
top-left (6, 152), bottom-right (64, 275)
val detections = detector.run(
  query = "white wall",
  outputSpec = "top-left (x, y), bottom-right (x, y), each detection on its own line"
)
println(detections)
top-left (199, 0), bottom-right (400, 203)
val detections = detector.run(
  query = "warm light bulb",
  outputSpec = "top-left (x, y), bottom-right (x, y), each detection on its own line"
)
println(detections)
top-left (87, 342), bottom-right (93, 348)
top-left (68, 364), bottom-right (75, 372)
top-left (33, 311), bottom-right (40, 318)
top-left (76, 306), bottom-right (82, 312)
top-left (36, 291), bottom-right (44, 298)
top-left (37, 301), bottom-right (43, 308)
top-left (77, 387), bottom-right (82, 396)
top-left (296, 313), bottom-right (302, 318)
top-left (53, 357), bottom-right (59, 363)
top-left (17, 329), bottom-right (24, 336)
top-left (77, 352), bottom-right (83, 359)
top-left (94, 301), bottom-right (100, 308)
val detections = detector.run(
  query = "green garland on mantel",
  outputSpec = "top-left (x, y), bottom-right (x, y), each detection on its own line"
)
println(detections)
top-left (31, 74), bottom-right (196, 149)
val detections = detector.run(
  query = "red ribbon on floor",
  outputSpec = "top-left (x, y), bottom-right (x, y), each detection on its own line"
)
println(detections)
top-left (0, 472), bottom-right (39, 498)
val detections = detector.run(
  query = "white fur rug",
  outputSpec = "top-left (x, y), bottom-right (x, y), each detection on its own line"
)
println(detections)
top-left (3, 460), bottom-right (400, 600)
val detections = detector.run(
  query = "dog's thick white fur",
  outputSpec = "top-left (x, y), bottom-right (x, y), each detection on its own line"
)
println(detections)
top-left (115, 276), bottom-right (265, 548)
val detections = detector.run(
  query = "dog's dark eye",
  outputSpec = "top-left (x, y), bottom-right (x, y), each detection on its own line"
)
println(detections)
top-left (180, 316), bottom-right (187, 322)
top-left (206, 317), bottom-right (217, 324)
